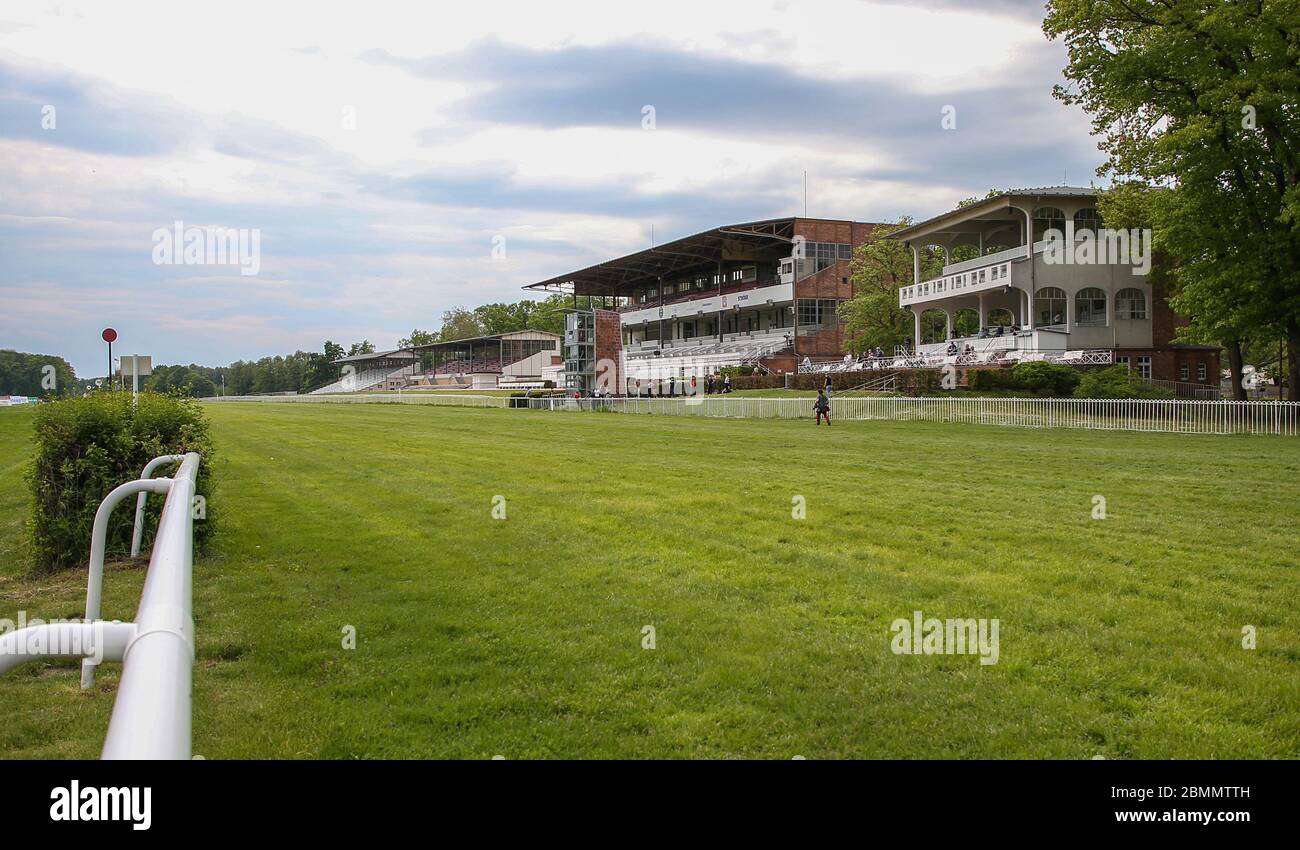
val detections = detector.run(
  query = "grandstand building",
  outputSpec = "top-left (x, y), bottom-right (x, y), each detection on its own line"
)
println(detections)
top-left (888, 187), bottom-right (1219, 386)
top-left (523, 217), bottom-right (880, 391)
top-left (312, 331), bottom-right (561, 393)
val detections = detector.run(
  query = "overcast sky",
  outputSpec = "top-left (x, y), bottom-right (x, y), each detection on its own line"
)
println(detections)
top-left (0, 0), bottom-right (1102, 375)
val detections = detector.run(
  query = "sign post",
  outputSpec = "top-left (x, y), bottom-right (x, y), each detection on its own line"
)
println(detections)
top-left (121, 355), bottom-right (152, 405)
top-left (101, 328), bottom-right (118, 388)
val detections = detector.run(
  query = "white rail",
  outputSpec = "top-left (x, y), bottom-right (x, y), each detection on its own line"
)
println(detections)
top-left (209, 393), bottom-right (510, 408)
top-left (0, 452), bottom-right (203, 759)
top-left (204, 392), bottom-right (1299, 436)
top-left (525, 396), bottom-right (1300, 436)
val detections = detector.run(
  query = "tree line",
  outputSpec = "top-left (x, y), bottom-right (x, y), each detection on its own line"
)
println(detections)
top-left (0, 350), bottom-right (76, 397)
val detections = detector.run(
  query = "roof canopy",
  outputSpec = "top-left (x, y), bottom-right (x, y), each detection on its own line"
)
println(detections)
top-left (522, 218), bottom-right (805, 296)
top-left (406, 329), bottom-right (561, 354)
top-left (889, 187), bottom-right (1101, 245)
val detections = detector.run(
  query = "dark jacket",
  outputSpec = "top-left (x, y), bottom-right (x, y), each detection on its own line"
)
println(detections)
top-left (814, 394), bottom-right (829, 412)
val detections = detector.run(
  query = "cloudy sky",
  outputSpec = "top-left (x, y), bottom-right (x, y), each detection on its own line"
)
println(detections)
top-left (0, 0), bottom-right (1103, 376)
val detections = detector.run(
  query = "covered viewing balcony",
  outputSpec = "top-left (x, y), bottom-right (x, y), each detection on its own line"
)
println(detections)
top-left (888, 187), bottom-right (1152, 357)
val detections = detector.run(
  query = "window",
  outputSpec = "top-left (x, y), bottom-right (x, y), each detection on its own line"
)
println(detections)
top-left (1033, 206), bottom-right (1067, 241)
top-left (799, 241), bottom-right (852, 274)
top-left (1117, 356), bottom-right (1130, 369)
top-left (1075, 288), bottom-right (1107, 326)
top-left (1074, 207), bottom-right (1102, 234)
top-left (664, 283), bottom-right (675, 295)
top-left (1197, 363), bottom-right (1207, 382)
top-left (1137, 356), bottom-right (1152, 380)
top-left (797, 299), bottom-right (839, 328)
top-left (731, 269), bottom-right (743, 281)
top-left (1115, 287), bottom-right (1147, 319)
top-left (1180, 364), bottom-right (1189, 381)
top-left (1037, 287), bottom-right (1067, 327)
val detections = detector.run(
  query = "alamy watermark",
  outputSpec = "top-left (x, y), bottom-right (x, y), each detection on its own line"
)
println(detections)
top-left (0, 611), bottom-right (106, 665)
top-left (890, 610), bottom-right (1000, 666)
top-left (1042, 221), bottom-right (1151, 275)
top-left (151, 220), bottom-right (261, 276)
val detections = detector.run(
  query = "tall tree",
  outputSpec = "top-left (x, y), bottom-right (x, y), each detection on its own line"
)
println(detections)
top-left (839, 219), bottom-right (944, 354)
top-left (1045, 0), bottom-right (1300, 399)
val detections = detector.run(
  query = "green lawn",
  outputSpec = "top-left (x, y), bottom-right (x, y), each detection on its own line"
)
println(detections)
top-left (2, 402), bottom-right (1298, 759)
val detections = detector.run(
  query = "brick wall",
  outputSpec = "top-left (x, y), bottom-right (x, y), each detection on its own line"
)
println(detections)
top-left (594, 309), bottom-right (624, 395)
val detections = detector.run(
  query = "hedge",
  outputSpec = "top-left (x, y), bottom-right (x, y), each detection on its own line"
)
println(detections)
top-left (27, 391), bottom-right (216, 573)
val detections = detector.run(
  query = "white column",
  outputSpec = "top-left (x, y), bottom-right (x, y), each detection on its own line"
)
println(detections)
top-left (1065, 288), bottom-right (1072, 330)
top-left (978, 293), bottom-right (987, 329)
top-left (945, 310), bottom-right (953, 339)
top-left (912, 245), bottom-right (921, 286)
top-left (913, 309), bottom-right (922, 351)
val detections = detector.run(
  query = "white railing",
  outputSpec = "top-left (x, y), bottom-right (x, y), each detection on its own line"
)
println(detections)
top-left (204, 391), bottom-right (1299, 435)
top-left (800, 348), bottom-right (1114, 373)
top-left (0, 452), bottom-right (203, 759)
top-left (208, 393), bottom-right (510, 408)
top-left (525, 396), bottom-right (1300, 436)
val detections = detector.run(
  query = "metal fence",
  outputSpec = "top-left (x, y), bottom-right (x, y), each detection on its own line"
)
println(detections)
top-left (209, 392), bottom-right (509, 409)
top-left (207, 392), bottom-right (1299, 436)
top-left (0, 452), bottom-right (203, 759)
top-left (526, 395), bottom-right (1299, 436)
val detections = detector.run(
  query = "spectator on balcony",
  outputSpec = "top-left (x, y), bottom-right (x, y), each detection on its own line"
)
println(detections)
top-left (814, 389), bottom-right (831, 425)
top-left (947, 341), bottom-right (958, 356)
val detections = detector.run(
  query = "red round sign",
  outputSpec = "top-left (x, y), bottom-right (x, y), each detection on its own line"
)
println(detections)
top-left (101, 328), bottom-right (117, 343)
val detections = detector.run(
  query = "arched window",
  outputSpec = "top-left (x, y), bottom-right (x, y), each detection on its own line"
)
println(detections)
top-left (1033, 206), bottom-right (1066, 241)
top-left (1073, 207), bottom-right (1102, 234)
top-left (987, 308), bottom-right (1014, 329)
top-left (1036, 286), bottom-right (1067, 327)
top-left (1076, 287), bottom-right (1107, 326)
top-left (953, 308), bottom-right (980, 338)
top-left (1115, 288), bottom-right (1147, 320)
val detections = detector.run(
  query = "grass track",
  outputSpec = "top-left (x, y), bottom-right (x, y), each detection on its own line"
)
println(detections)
top-left (1, 403), bottom-right (1298, 758)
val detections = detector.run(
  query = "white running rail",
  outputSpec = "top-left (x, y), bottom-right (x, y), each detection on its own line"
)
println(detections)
top-left (203, 393), bottom-right (1300, 436)
top-left (524, 396), bottom-right (1300, 436)
top-left (0, 451), bottom-right (203, 759)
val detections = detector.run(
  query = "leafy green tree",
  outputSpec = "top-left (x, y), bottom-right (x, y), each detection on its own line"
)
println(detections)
top-left (840, 218), bottom-right (944, 354)
top-left (346, 340), bottom-right (375, 357)
top-left (1045, 0), bottom-right (1300, 399)
top-left (437, 307), bottom-right (484, 342)
top-left (0, 350), bottom-right (76, 397)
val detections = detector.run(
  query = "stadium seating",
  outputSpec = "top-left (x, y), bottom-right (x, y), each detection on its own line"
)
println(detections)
top-left (309, 367), bottom-right (401, 394)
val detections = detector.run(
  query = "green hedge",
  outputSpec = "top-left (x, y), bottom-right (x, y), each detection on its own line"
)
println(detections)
top-left (1073, 365), bottom-right (1174, 399)
top-left (965, 363), bottom-right (1082, 396)
top-left (27, 391), bottom-right (216, 573)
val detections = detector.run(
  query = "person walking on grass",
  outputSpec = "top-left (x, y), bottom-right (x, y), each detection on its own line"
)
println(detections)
top-left (814, 388), bottom-right (831, 426)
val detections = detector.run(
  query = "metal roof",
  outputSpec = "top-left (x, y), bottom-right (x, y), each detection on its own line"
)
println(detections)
top-left (406, 329), bottom-right (562, 352)
top-left (334, 348), bottom-right (418, 363)
top-left (521, 217), bottom-right (817, 296)
top-left (890, 187), bottom-right (1101, 243)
